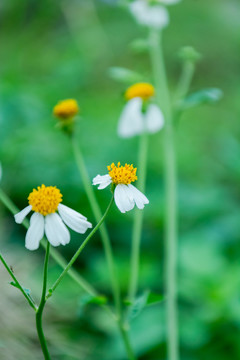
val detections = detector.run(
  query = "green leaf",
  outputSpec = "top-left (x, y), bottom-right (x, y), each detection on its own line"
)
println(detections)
top-left (146, 292), bottom-right (164, 306)
top-left (128, 290), bottom-right (164, 321)
top-left (79, 294), bottom-right (108, 307)
top-left (108, 67), bottom-right (143, 84)
top-left (179, 88), bottom-right (223, 110)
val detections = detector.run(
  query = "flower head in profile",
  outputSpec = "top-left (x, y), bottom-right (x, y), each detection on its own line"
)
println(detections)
top-left (14, 185), bottom-right (92, 251)
top-left (93, 162), bottom-right (149, 213)
top-left (53, 99), bottom-right (79, 120)
top-left (129, 0), bottom-right (169, 29)
top-left (118, 82), bottom-right (164, 138)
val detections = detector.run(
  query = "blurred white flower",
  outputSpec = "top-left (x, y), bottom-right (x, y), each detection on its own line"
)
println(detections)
top-left (93, 162), bottom-right (149, 213)
top-left (118, 83), bottom-right (164, 138)
top-left (157, 0), bottom-right (181, 5)
top-left (129, 0), bottom-right (169, 29)
top-left (14, 184), bottom-right (92, 251)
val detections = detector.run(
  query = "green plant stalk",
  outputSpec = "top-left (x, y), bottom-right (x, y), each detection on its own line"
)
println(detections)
top-left (46, 192), bottom-right (136, 360)
top-left (0, 253), bottom-right (37, 311)
top-left (174, 60), bottom-right (195, 102)
top-left (128, 130), bottom-right (148, 301)
top-left (46, 195), bottom-right (114, 298)
top-left (174, 60), bottom-right (195, 122)
top-left (149, 29), bottom-right (179, 360)
top-left (71, 136), bottom-right (121, 314)
top-left (0, 187), bottom-right (96, 296)
top-left (36, 242), bottom-right (51, 360)
top-left (119, 323), bottom-right (136, 360)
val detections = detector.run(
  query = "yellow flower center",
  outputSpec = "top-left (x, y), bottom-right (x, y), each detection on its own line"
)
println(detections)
top-left (108, 162), bottom-right (138, 185)
top-left (53, 99), bottom-right (79, 120)
top-left (28, 184), bottom-right (62, 216)
top-left (125, 83), bottom-right (155, 101)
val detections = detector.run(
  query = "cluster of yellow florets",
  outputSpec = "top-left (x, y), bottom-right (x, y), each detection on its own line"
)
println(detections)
top-left (108, 162), bottom-right (137, 185)
top-left (53, 99), bottom-right (79, 120)
top-left (28, 184), bottom-right (62, 216)
top-left (125, 83), bottom-right (154, 101)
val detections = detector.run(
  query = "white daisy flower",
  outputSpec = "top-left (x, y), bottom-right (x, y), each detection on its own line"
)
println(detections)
top-left (14, 184), bottom-right (92, 251)
top-left (93, 162), bottom-right (149, 213)
top-left (129, 0), bottom-right (169, 29)
top-left (118, 82), bottom-right (164, 138)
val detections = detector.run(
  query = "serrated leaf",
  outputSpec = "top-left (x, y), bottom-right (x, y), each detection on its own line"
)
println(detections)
top-left (179, 88), bottom-right (223, 110)
top-left (128, 290), bottom-right (164, 321)
top-left (108, 67), bottom-right (143, 84)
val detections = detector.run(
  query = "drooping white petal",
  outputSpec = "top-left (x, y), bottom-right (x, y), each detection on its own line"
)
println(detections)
top-left (127, 184), bottom-right (149, 210)
top-left (25, 212), bottom-right (44, 251)
top-left (92, 174), bottom-right (112, 190)
top-left (14, 205), bottom-right (32, 224)
top-left (130, 0), bottom-right (169, 29)
top-left (114, 184), bottom-right (135, 213)
top-left (45, 213), bottom-right (70, 247)
top-left (118, 97), bottom-right (144, 138)
top-left (58, 204), bottom-right (92, 234)
top-left (145, 104), bottom-right (164, 134)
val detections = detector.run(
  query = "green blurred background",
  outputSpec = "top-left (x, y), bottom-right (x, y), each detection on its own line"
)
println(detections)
top-left (0, 0), bottom-right (240, 359)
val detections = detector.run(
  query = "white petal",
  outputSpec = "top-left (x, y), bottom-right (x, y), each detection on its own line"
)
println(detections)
top-left (92, 174), bottom-right (112, 190)
top-left (118, 98), bottom-right (144, 138)
top-left (145, 104), bottom-right (164, 134)
top-left (114, 184), bottom-right (135, 213)
top-left (58, 204), bottom-right (92, 234)
top-left (14, 205), bottom-right (32, 224)
top-left (130, 1), bottom-right (169, 29)
top-left (127, 184), bottom-right (149, 209)
top-left (45, 213), bottom-right (70, 247)
top-left (25, 213), bottom-right (44, 251)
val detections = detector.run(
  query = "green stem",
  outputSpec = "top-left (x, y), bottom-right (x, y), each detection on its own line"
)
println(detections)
top-left (71, 136), bottom-right (121, 315)
top-left (119, 323), bottom-right (136, 360)
top-left (0, 253), bottom-right (37, 311)
top-left (174, 61), bottom-right (195, 103)
top-left (36, 242), bottom-right (51, 360)
top-left (174, 60), bottom-right (195, 122)
top-left (128, 130), bottom-right (148, 301)
top-left (46, 195), bottom-right (114, 298)
top-left (0, 187), bottom-right (96, 296)
top-left (149, 29), bottom-right (179, 360)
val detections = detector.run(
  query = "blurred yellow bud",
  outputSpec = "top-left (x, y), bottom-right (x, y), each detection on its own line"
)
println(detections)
top-left (125, 83), bottom-right (154, 101)
top-left (53, 99), bottom-right (79, 120)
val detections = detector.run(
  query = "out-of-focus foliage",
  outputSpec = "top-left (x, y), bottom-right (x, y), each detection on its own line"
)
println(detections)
top-left (0, 0), bottom-right (240, 359)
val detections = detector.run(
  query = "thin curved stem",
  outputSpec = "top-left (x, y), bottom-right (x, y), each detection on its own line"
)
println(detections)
top-left (174, 61), bottom-right (195, 103)
top-left (149, 29), bottom-right (179, 360)
top-left (128, 130), bottom-right (149, 301)
top-left (0, 187), bottom-right (96, 296)
top-left (46, 195), bottom-right (114, 298)
top-left (0, 253), bottom-right (37, 311)
top-left (36, 242), bottom-right (51, 360)
top-left (71, 136), bottom-right (121, 315)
